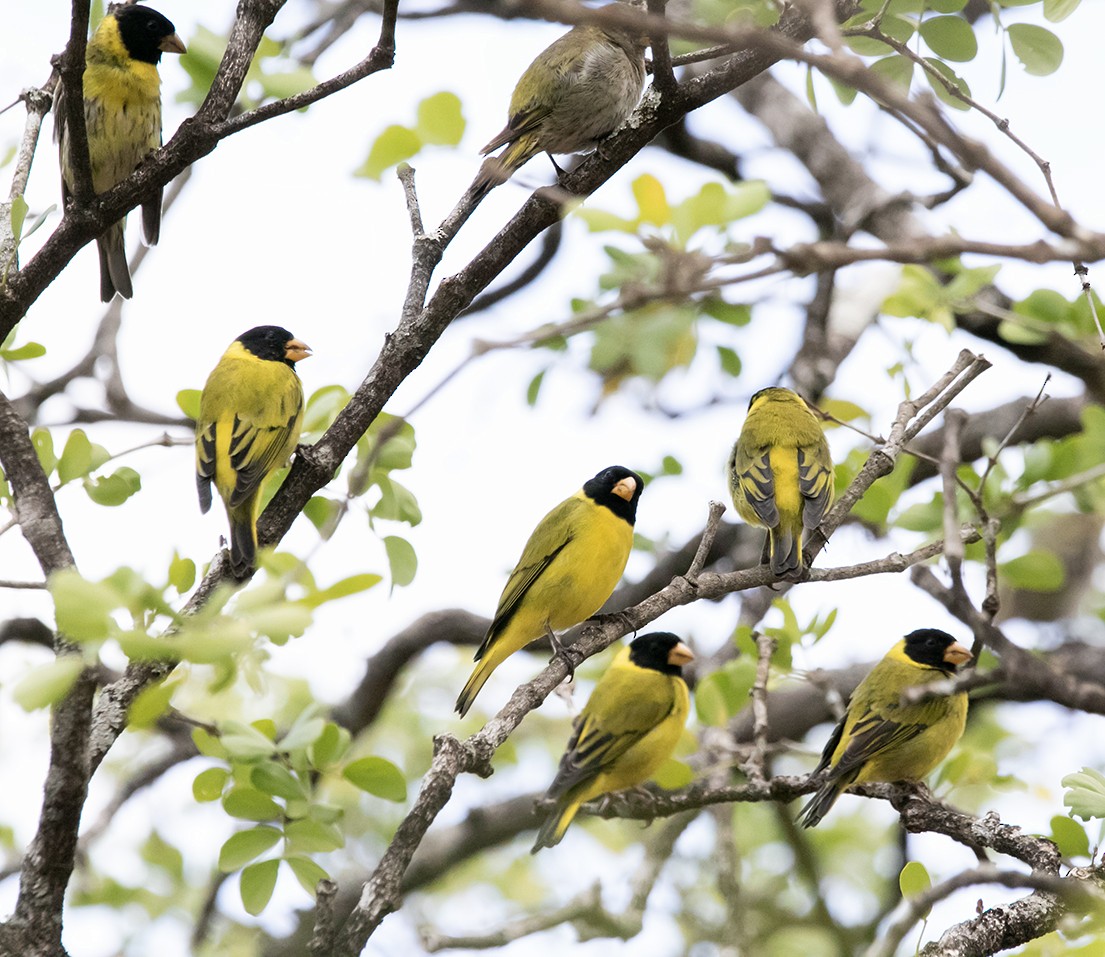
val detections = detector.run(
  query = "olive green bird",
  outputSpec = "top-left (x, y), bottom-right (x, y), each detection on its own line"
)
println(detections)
top-left (797, 628), bottom-right (972, 828)
top-left (56, 4), bottom-right (186, 302)
top-left (196, 326), bottom-right (311, 579)
top-left (533, 632), bottom-right (694, 851)
top-left (473, 12), bottom-right (647, 195)
top-left (456, 465), bottom-right (643, 717)
top-left (727, 387), bottom-right (834, 581)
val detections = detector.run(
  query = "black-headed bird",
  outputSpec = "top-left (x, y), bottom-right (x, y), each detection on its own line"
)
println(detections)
top-left (532, 632), bottom-right (694, 851)
top-left (797, 628), bottom-right (972, 828)
top-left (196, 326), bottom-right (311, 579)
top-left (56, 4), bottom-right (186, 301)
top-left (473, 13), bottom-right (647, 195)
top-left (456, 465), bottom-right (643, 717)
top-left (727, 387), bottom-right (834, 581)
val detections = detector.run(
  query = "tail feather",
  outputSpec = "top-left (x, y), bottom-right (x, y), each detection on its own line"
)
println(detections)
top-left (531, 796), bottom-right (581, 853)
top-left (769, 527), bottom-right (801, 579)
top-left (455, 657), bottom-right (493, 718)
top-left (97, 223), bottom-right (132, 302)
top-left (797, 781), bottom-right (840, 828)
top-left (141, 191), bottom-right (162, 246)
top-left (472, 136), bottom-right (543, 195)
top-left (229, 514), bottom-right (256, 579)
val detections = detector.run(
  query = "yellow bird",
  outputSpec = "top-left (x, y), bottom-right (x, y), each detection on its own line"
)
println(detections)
top-left (727, 387), bottom-right (834, 581)
top-left (56, 4), bottom-right (186, 301)
top-left (196, 326), bottom-right (311, 578)
top-left (456, 465), bottom-right (643, 717)
top-left (797, 628), bottom-right (972, 827)
top-left (532, 632), bottom-right (694, 851)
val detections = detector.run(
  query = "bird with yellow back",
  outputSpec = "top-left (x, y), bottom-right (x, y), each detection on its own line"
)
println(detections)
top-left (727, 387), bottom-right (834, 581)
top-left (56, 4), bottom-right (186, 301)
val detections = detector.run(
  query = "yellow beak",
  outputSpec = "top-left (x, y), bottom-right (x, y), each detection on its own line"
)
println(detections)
top-left (284, 339), bottom-right (312, 362)
top-left (943, 642), bottom-right (973, 666)
top-left (667, 642), bottom-right (695, 667)
top-left (611, 476), bottom-right (637, 502)
top-left (159, 33), bottom-right (187, 56)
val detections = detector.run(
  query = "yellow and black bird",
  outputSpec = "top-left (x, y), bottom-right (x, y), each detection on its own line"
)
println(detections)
top-left (456, 465), bottom-right (643, 717)
top-left (196, 326), bottom-right (311, 579)
top-left (727, 387), bottom-right (834, 581)
top-left (532, 632), bottom-right (694, 851)
top-left (56, 4), bottom-right (186, 302)
top-left (797, 628), bottom-right (972, 828)
top-left (473, 12), bottom-right (647, 194)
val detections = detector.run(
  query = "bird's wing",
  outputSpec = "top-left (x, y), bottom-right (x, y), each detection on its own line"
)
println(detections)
top-left (226, 409), bottom-right (300, 508)
top-left (733, 443), bottom-right (780, 527)
top-left (487, 496), bottom-right (585, 633)
top-left (829, 706), bottom-right (928, 779)
top-left (545, 668), bottom-right (677, 798)
top-left (798, 441), bottom-right (834, 530)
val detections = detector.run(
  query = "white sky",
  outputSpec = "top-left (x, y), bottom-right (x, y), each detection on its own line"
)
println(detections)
top-left (2, 1), bottom-right (1105, 954)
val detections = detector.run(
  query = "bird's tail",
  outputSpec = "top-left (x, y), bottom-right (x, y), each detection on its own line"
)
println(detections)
top-left (531, 795), bottom-right (582, 852)
top-left (471, 137), bottom-right (542, 196)
top-left (142, 190), bottom-right (163, 246)
top-left (769, 526), bottom-right (802, 580)
top-left (97, 222), bottom-right (133, 302)
top-left (796, 780), bottom-right (840, 828)
top-left (228, 502), bottom-right (257, 579)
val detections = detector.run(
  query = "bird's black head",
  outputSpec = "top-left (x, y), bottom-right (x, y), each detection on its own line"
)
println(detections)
top-left (237, 326), bottom-right (312, 367)
top-left (628, 632), bottom-right (695, 677)
top-left (583, 465), bottom-right (643, 524)
top-left (114, 5), bottom-right (184, 64)
top-left (903, 628), bottom-right (972, 676)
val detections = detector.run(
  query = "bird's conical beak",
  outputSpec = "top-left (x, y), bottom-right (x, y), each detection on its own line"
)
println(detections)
top-left (284, 339), bottom-right (312, 362)
top-left (611, 476), bottom-right (637, 502)
top-left (159, 33), bottom-right (187, 56)
top-left (943, 642), bottom-right (973, 666)
top-left (667, 642), bottom-right (695, 667)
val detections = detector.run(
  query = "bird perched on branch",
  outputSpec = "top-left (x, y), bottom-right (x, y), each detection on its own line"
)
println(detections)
top-left (456, 465), bottom-right (643, 717)
top-left (727, 387), bottom-right (834, 581)
top-left (473, 9), bottom-right (648, 195)
top-left (56, 4), bottom-right (186, 301)
top-left (532, 632), bottom-right (693, 851)
top-left (797, 628), bottom-right (972, 828)
top-left (196, 326), bottom-right (311, 579)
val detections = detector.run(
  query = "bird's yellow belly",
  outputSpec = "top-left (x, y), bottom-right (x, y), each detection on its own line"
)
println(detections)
top-left (854, 697), bottom-right (968, 784)
top-left (768, 446), bottom-right (801, 527)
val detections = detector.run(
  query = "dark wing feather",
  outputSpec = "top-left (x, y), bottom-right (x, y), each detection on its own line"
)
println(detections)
top-left (830, 710), bottom-right (928, 780)
top-left (226, 410), bottom-right (299, 508)
top-left (735, 446), bottom-right (779, 527)
top-left (797, 443), bottom-right (834, 531)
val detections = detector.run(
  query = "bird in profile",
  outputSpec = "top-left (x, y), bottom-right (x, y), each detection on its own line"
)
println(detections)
top-left (473, 6), bottom-right (647, 196)
top-left (727, 387), bottom-right (834, 581)
top-left (456, 465), bottom-right (643, 717)
top-left (196, 326), bottom-right (311, 579)
top-left (56, 4), bottom-right (186, 301)
top-left (532, 632), bottom-right (694, 851)
top-left (797, 628), bottom-right (972, 828)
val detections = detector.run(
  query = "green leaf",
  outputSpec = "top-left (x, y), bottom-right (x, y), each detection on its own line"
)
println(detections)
top-left (342, 756), bottom-right (408, 801)
top-left (999, 550), bottom-right (1065, 592)
top-left (31, 428), bottom-right (57, 475)
top-left (1049, 814), bottom-right (1090, 858)
top-left (286, 856), bottom-right (329, 896)
top-left (176, 389), bottom-right (201, 420)
top-left (1007, 23), bottom-right (1063, 76)
top-left (652, 758), bottom-right (694, 790)
top-left (919, 15), bottom-right (978, 62)
top-left (168, 552), bottom-right (196, 593)
top-left (11, 656), bottom-right (84, 711)
top-left (928, 0), bottom-right (967, 10)
top-left (58, 430), bottom-right (94, 484)
top-left (284, 819), bottom-right (344, 854)
top-left (303, 496), bottom-right (342, 534)
top-left (1062, 768), bottom-right (1105, 820)
top-left (218, 826), bottom-right (282, 871)
top-left (632, 174), bottom-right (670, 225)
top-left (278, 712), bottom-right (327, 752)
top-left (50, 568), bottom-right (119, 640)
top-left (355, 125), bottom-right (421, 181)
top-left (869, 54), bottom-right (914, 92)
top-left (301, 573), bottom-right (382, 610)
top-left (1043, 0), bottom-right (1080, 22)
top-left (240, 859), bottom-right (279, 915)
top-left (83, 467), bottom-right (141, 506)
top-left (220, 722), bottom-right (278, 761)
top-left (384, 535), bottom-right (417, 588)
top-left (526, 369), bottom-right (546, 406)
top-left (0, 340), bottom-right (46, 362)
top-left (308, 722), bottom-right (350, 769)
top-left (193, 727), bottom-right (228, 760)
top-left (193, 767), bottom-right (230, 802)
top-left (922, 57), bottom-right (972, 110)
top-left (414, 92), bottom-right (465, 146)
top-left (252, 762), bottom-right (307, 801)
top-left (223, 788), bottom-right (283, 821)
top-left (899, 861), bottom-right (932, 917)
top-left (127, 677), bottom-right (176, 728)
top-left (996, 320), bottom-right (1049, 345)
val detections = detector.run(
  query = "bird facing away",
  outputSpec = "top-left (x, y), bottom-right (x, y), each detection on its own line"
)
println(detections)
top-left (473, 15), bottom-right (647, 195)
top-left (196, 326), bottom-right (311, 579)
top-left (727, 387), bottom-right (834, 581)
top-left (532, 632), bottom-right (694, 852)
top-left (56, 4), bottom-right (186, 302)
top-left (797, 628), bottom-right (972, 828)
top-left (455, 465), bottom-right (644, 717)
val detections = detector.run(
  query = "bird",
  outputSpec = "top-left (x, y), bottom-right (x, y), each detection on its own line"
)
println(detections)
top-left (455, 465), bottom-right (644, 717)
top-left (727, 387), bottom-right (834, 581)
top-left (473, 10), bottom-right (647, 195)
top-left (195, 326), bottom-right (311, 579)
top-left (55, 4), bottom-right (186, 302)
top-left (532, 631), bottom-right (694, 852)
top-left (797, 628), bottom-right (972, 828)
